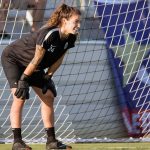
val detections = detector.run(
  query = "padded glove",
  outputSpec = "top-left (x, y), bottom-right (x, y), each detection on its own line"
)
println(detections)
top-left (14, 74), bottom-right (29, 100)
top-left (42, 74), bottom-right (57, 97)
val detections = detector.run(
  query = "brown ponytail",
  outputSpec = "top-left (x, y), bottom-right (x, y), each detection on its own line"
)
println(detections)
top-left (46, 3), bottom-right (81, 27)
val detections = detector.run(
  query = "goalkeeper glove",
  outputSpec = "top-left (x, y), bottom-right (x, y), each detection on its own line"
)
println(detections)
top-left (42, 74), bottom-right (57, 97)
top-left (14, 74), bottom-right (29, 100)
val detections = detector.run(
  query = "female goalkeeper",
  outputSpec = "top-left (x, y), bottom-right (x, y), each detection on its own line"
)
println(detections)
top-left (1, 3), bottom-right (81, 150)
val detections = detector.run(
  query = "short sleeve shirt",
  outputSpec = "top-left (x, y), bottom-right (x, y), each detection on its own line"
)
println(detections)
top-left (8, 26), bottom-right (77, 69)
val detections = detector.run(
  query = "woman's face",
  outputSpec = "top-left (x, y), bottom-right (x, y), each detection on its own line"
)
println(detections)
top-left (62, 14), bottom-right (81, 35)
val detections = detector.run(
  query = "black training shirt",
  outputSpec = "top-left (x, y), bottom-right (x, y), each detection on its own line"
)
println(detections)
top-left (7, 26), bottom-right (77, 69)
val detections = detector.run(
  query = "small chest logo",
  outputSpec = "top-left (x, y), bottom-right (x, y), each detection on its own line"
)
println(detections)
top-left (64, 42), bottom-right (68, 49)
top-left (48, 45), bottom-right (56, 52)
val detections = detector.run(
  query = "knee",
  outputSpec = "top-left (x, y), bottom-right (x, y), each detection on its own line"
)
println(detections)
top-left (41, 91), bottom-right (55, 106)
top-left (47, 92), bottom-right (55, 105)
top-left (11, 100), bottom-right (25, 113)
top-left (43, 97), bottom-right (54, 107)
top-left (47, 92), bottom-right (54, 102)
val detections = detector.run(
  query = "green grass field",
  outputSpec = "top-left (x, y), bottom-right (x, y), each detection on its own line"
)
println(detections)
top-left (1, 143), bottom-right (150, 150)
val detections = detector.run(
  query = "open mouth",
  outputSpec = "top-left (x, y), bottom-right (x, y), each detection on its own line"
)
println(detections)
top-left (74, 28), bottom-right (79, 33)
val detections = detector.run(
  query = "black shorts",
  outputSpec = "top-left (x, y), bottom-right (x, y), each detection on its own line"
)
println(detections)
top-left (1, 47), bottom-right (56, 96)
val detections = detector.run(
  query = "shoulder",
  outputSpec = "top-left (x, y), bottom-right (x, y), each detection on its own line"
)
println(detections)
top-left (45, 28), bottom-right (59, 40)
top-left (36, 26), bottom-right (60, 46)
top-left (39, 26), bottom-right (59, 41)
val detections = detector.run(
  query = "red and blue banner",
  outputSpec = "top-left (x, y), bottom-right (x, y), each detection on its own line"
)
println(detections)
top-left (95, 0), bottom-right (150, 137)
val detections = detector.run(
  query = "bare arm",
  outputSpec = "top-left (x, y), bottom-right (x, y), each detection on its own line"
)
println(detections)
top-left (24, 45), bottom-right (46, 76)
top-left (47, 52), bottom-right (67, 76)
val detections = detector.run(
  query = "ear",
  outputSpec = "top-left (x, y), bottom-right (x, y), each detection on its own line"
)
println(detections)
top-left (62, 18), bottom-right (67, 25)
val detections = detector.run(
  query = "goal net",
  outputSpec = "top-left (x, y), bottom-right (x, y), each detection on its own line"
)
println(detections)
top-left (95, 0), bottom-right (150, 138)
top-left (0, 0), bottom-right (150, 143)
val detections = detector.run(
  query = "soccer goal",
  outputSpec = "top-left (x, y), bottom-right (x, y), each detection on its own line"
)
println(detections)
top-left (0, 0), bottom-right (149, 143)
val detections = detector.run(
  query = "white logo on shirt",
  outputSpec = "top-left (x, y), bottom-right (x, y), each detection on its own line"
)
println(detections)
top-left (64, 42), bottom-right (68, 49)
top-left (48, 45), bottom-right (56, 52)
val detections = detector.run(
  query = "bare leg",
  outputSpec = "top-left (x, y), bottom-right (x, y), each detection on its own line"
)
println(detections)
top-left (11, 86), bottom-right (54, 129)
top-left (10, 88), bottom-right (33, 150)
top-left (32, 86), bottom-right (54, 128)
top-left (32, 86), bottom-right (72, 149)
top-left (10, 88), bottom-right (25, 128)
